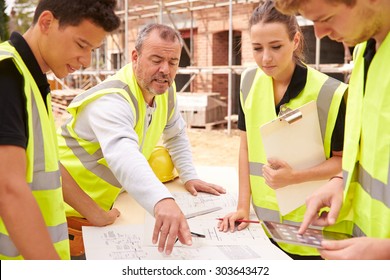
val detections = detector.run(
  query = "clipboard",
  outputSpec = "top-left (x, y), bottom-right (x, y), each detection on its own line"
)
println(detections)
top-left (260, 100), bottom-right (327, 215)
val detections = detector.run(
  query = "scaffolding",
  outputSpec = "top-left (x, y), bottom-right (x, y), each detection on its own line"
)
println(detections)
top-left (62, 0), bottom-right (352, 135)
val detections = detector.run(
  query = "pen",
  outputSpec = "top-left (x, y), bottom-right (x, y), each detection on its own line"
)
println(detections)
top-left (175, 231), bottom-right (206, 244)
top-left (216, 218), bottom-right (260, 224)
top-left (190, 231), bottom-right (206, 238)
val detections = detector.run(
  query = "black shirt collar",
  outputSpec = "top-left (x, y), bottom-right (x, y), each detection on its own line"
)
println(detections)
top-left (9, 32), bottom-right (51, 97)
top-left (276, 63), bottom-right (307, 114)
top-left (364, 38), bottom-right (376, 65)
top-left (363, 38), bottom-right (376, 87)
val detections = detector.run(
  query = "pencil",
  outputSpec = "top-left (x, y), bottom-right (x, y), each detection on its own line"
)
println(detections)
top-left (216, 218), bottom-right (260, 224)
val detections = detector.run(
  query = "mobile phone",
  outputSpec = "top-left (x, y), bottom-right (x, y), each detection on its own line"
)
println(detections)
top-left (262, 220), bottom-right (352, 248)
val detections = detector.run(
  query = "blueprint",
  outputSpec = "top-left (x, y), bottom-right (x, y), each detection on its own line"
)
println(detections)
top-left (83, 223), bottom-right (290, 260)
top-left (82, 168), bottom-right (291, 260)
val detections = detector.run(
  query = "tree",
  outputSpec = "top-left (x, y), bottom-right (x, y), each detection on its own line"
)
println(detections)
top-left (0, 0), bottom-right (9, 41)
top-left (11, 0), bottom-right (37, 34)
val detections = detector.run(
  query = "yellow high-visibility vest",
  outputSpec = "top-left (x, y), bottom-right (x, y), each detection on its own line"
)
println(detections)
top-left (241, 65), bottom-right (352, 256)
top-left (0, 42), bottom-right (69, 260)
top-left (343, 34), bottom-right (390, 238)
top-left (57, 63), bottom-right (176, 217)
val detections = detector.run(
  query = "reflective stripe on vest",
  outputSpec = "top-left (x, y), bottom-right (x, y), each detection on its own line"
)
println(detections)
top-left (247, 74), bottom-right (339, 223)
top-left (0, 223), bottom-right (68, 258)
top-left (317, 77), bottom-right (343, 142)
top-left (58, 64), bottom-right (176, 216)
top-left (253, 205), bottom-right (303, 226)
top-left (240, 66), bottom-right (350, 255)
top-left (344, 163), bottom-right (390, 209)
top-left (60, 81), bottom-right (175, 188)
top-left (241, 67), bottom-right (342, 143)
top-left (353, 224), bottom-right (366, 237)
top-left (245, 69), bottom-right (344, 223)
top-left (61, 116), bottom-right (121, 188)
top-left (30, 94), bottom-right (62, 190)
top-left (0, 44), bottom-right (69, 259)
top-left (343, 36), bottom-right (390, 238)
top-left (71, 80), bottom-right (140, 124)
top-left (70, 78), bottom-right (176, 133)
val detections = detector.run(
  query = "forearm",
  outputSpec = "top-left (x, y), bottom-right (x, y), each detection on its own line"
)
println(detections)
top-left (0, 146), bottom-right (59, 259)
top-left (75, 95), bottom-right (173, 216)
top-left (102, 135), bottom-right (173, 215)
top-left (1, 186), bottom-right (60, 259)
top-left (237, 132), bottom-right (251, 213)
top-left (237, 183), bottom-right (251, 214)
top-left (61, 164), bottom-right (107, 223)
top-left (292, 152), bottom-right (342, 184)
top-left (375, 239), bottom-right (390, 259)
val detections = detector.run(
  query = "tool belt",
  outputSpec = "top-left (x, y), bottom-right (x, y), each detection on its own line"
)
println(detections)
top-left (67, 217), bottom-right (92, 257)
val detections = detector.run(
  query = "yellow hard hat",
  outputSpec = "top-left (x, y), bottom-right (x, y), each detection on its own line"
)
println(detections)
top-left (148, 146), bottom-right (178, 183)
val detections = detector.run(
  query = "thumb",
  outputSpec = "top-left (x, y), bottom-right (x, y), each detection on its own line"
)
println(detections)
top-left (267, 158), bottom-right (282, 169)
top-left (110, 208), bottom-right (121, 218)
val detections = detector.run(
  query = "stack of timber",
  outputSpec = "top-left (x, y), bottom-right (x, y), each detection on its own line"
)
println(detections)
top-left (51, 89), bottom-right (83, 119)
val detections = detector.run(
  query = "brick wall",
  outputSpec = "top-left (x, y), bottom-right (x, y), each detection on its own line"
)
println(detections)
top-left (122, 2), bottom-right (345, 112)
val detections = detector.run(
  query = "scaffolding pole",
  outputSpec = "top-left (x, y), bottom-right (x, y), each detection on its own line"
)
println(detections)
top-left (66, 1), bottom-right (350, 134)
top-left (124, 0), bottom-right (129, 64)
top-left (227, 0), bottom-right (233, 136)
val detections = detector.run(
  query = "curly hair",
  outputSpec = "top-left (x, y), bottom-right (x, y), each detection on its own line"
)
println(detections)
top-left (32, 0), bottom-right (120, 32)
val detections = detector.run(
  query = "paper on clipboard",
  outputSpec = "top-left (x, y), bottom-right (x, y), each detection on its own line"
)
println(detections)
top-left (260, 100), bottom-right (327, 215)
